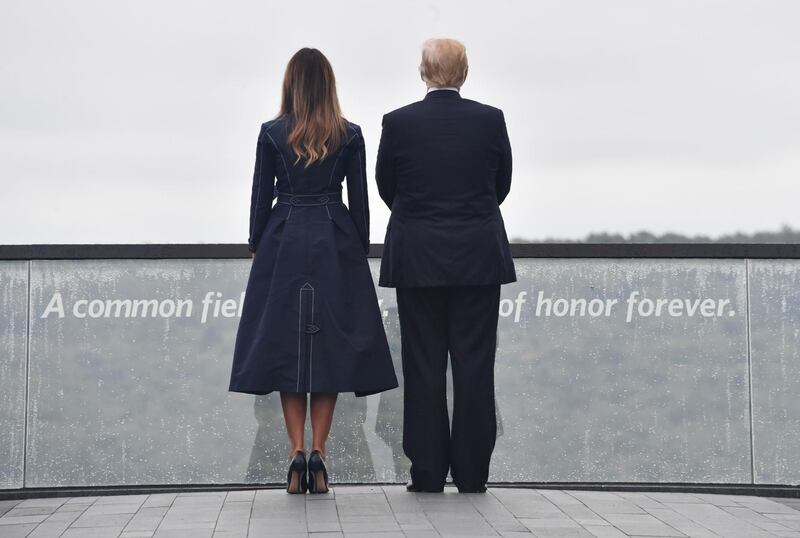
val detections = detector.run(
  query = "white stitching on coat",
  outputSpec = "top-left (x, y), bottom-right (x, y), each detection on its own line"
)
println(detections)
top-left (265, 129), bottom-right (294, 194)
top-left (297, 284), bottom-right (302, 391)
top-left (297, 282), bottom-right (315, 392)
top-left (309, 284), bottom-right (315, 391)
top-left (327, 125), bottom-right (359, 188)
top-left (327, 153), bottom-right (343, 188)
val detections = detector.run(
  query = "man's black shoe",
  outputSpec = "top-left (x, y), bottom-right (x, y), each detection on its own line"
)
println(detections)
top-left (456, 484), bottom-right (487, 493)
top-left (406, 480), bottom-right (444, 493)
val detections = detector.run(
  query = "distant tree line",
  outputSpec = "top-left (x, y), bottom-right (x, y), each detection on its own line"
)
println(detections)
top-left (512, 224), bottom-right (800, 243)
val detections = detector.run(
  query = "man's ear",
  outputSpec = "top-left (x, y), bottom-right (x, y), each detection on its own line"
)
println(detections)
top-left (463, 66), bottom-right (469, 81)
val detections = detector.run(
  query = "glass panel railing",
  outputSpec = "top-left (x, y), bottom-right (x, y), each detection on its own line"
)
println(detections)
top-left (20, 257), bottom-right (756, 487)
top-left (749, 259), bottom-right (800, 485)
top-left (0, 261), bottom-right (28, 490)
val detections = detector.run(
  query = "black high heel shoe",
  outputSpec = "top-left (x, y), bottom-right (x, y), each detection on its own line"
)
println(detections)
top-left (307, 450), bottom-right (329, 494)
top-left (286, 450), bottom-right (308, 494)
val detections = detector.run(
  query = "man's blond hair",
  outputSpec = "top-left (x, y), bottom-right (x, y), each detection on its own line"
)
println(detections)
top-left (419, 38), bottom-right (468, 88)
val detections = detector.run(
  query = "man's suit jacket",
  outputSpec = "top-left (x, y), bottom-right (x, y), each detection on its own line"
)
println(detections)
top-left (375, 89), bottom-right (517, 288)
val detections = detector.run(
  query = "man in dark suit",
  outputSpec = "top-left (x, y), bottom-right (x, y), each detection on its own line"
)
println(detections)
top-left (375, 38), bottom-right (516, 493)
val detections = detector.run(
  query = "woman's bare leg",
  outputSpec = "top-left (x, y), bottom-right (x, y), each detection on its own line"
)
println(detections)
top-left (280, 392), bottom-right (308, 457)
top-left (310, 392), bottom-right (338, 457)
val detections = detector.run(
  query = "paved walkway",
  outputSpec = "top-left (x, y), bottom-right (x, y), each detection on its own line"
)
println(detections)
top-left (1, 486), bottom-right (800, 537)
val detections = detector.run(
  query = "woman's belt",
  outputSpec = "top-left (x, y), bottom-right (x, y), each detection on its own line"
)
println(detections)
top-left (275, 191), bottom-right (343, 206)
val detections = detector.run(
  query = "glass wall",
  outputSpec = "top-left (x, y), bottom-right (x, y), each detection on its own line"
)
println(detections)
top-left (749, 260), bottom-right (800, 484)
top-left (1, 257), bottom-right (798, 488)
top-left (0, 261), bottom-right (27, 489)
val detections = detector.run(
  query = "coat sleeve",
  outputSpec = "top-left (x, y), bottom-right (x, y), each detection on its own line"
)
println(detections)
top-left (375, 113), bottom-right (396, 208)
top-left (496, 109), bottom-right (513, 205)
top-left (247, 123), bottom-right (276, 254)
top-left (344, 126), bottom-right (370, 254)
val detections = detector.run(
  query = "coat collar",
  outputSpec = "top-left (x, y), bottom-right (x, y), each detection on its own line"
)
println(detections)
top-left (424, 87), bottom-right (462, 100)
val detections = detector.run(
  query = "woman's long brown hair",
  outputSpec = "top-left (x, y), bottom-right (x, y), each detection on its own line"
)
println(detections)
top-left (279, 48), bottom-right (347, 167)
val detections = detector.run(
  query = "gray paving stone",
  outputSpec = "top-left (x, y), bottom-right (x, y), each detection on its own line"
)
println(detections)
top-left (0, 523), bottom-right (39, 537)
top-left (765, 513), bottom-right (800, 522)
top-left (662, 501), bottom-right (775, 537)
top-left (426, 509), bottom-right (498, 536)
top-left (0, 500), bottom-right (23, 511)
top-left (691, 493), bottom-right (745, 507)
top-left (212, 531), bottom-right (248, 538)
top-left (721, 505), bottom-right (795, 533)
top-left (214, 500), bottom-right (251, 533)
top-left (772, 498), bottom-right (800, 512)
top-left (2, 505), bottom-right (59, 517)
top-left (65, 496), bottom-right (100, 504)
top-left (3, 487), bottom-right (800, 538)
top-left (518, 517), bottom-right (596, 537)
top-left (567, 492), bottom-right (647, 516)
top-left (55, 502), bottom-right (92, 513)
top-left (469, 492), bottom-right (530, 533)
top-left (602, 513), bottom-right (686, 536)
top-left (556, 502), bottom-right (612, 526)
top-left (641, 507), bottom-right (718, 538)
top-left (775, 519), bottom-right (800, 531)
top-left (340, 531), bottom-right (405, 538)
top-left (305, 498), bottom-right (341, 533)
top-left (0, 513), bottom-right (53, 525)
top-left (157, 518), bottom-right (217, 531)
top-left (83, 502), bottom-right (144, 515)
top-left (331, 485), bottom-right (383, 495)
top-left (492, 489), bottom-right (567, 519)
top-left (154, 529), bottom-right (214, 538)
top-left (644, 493), bottom-right (705, 504)
top-left (519, 517), bottom-right (585, 530)
top-left (615, 492), bottom-right (667, 510)
top-left (538, 490), bottom-right (586, 506)
top-left (225, 490), bottom-right (256, 503)
top-left (142, 494), bottom-right (178, 508)
top-left (583, 525), bottom-right (631, 538)
top-left (26, 508), bottom-right (86, 538)
top-left (26, 522), bottom-right (77, 538)
top-left (123, 513), bottom-right (166, 532)
top-left (94, 494), bottom-right (150, 505)
top-left (70, 511), bottom-right (135, 528)
top-left (62, 525), bottom-right (127, 537)
top-left (734, 497), bottom-right (800, 514)
top-left (338, 516), bottom-right (400, 534)
top-left (399, 522), bottom-right (437, 531)
top-left (248, 512), bottom-right (307, 535)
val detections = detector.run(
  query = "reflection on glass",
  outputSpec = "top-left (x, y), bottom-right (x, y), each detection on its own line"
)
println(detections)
top-left (21, 257), bottom-right (756, 487)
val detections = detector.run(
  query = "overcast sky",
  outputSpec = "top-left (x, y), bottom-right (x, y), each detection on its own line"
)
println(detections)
top-left (1, 0), bottom-right (798, 245)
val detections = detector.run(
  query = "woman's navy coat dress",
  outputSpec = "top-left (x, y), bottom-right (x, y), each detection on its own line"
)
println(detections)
top-left (228, 117), bottom-right (398, 397)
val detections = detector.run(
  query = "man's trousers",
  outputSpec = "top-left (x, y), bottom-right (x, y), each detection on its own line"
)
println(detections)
top-left (395, 284), bottom-right (501, 491)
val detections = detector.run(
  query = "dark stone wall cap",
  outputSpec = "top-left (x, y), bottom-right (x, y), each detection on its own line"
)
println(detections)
top-left (1, 243), bottom-right (800, 260)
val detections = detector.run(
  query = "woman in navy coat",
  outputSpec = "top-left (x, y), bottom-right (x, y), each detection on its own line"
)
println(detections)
top-left (228, 48), bottom-right (398, 494)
